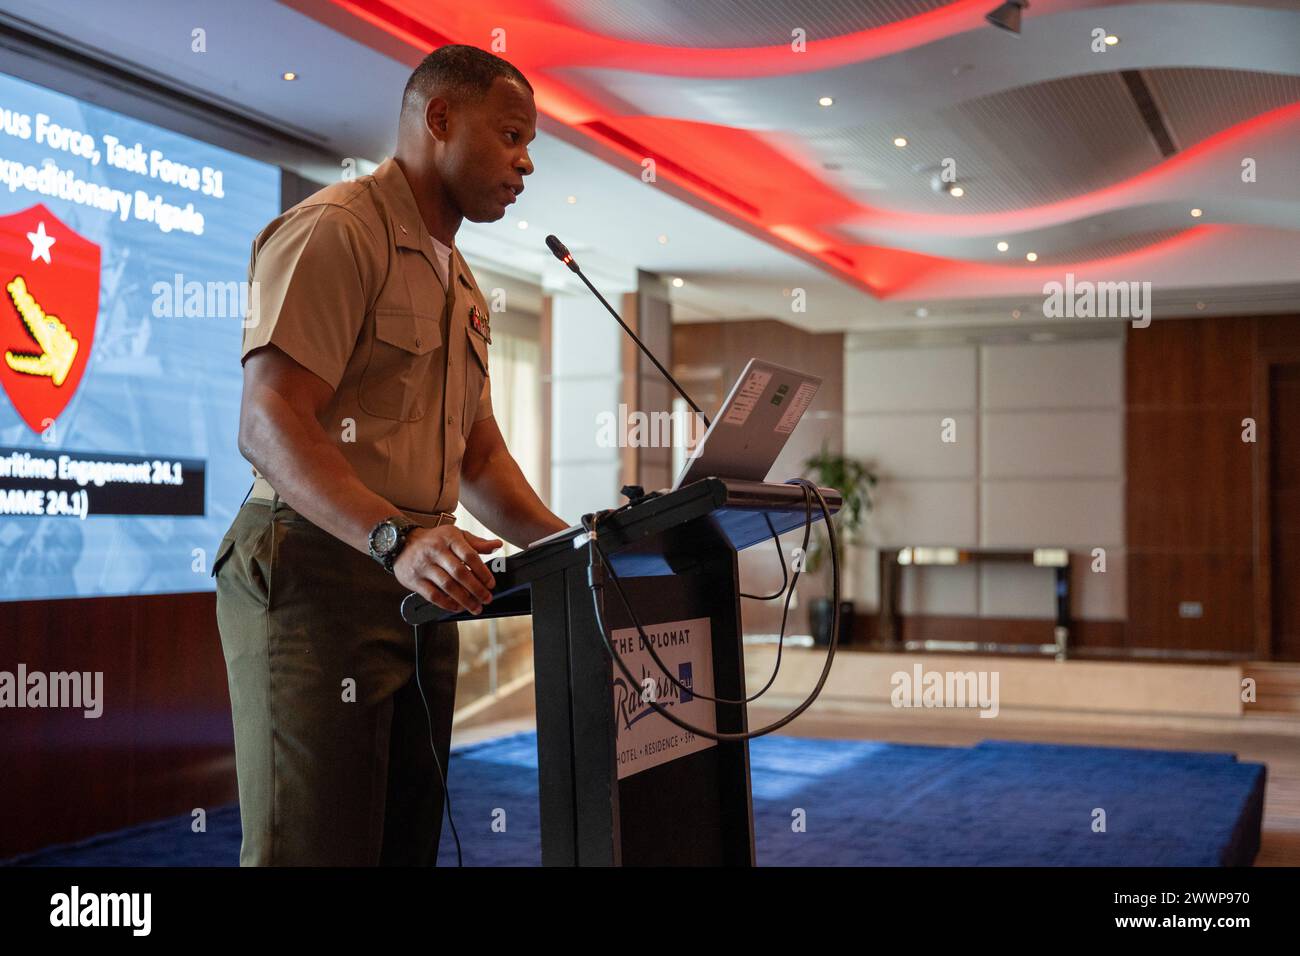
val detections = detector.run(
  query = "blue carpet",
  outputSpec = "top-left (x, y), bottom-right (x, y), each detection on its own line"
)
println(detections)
top-left (5, 734), bottom-right (1265, 866)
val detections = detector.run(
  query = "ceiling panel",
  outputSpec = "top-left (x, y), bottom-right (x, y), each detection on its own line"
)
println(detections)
top-left (548, 0), bottom-right (961, 49)
top-left (799, 72), bottom-right (1162, 215)
top-left (1147, 67), bottom-right (1300, 148)
top-left (1031, 228), bottom-right (1187, 265)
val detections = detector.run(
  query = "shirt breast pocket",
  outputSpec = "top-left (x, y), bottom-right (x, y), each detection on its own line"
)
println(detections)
top-left (360, 309), bottom-right (442, 421)
top-left (462, 325), bottom-right (490, 433)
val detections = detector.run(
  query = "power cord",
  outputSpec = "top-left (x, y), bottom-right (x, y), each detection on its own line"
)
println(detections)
top-left (598, 482), bottom-right (812, 708)
top-left (413, 624), bottom-right (463, 867)
top-left (583, 477), bottom-right (840, 742)
top-left (738, 512), bottom-right (791, 601)
top-left (730, 491), bottom-right (811, 702)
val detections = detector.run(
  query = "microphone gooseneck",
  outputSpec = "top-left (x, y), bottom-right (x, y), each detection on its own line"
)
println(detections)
top-left (544, 234), bottom-right (710, 427)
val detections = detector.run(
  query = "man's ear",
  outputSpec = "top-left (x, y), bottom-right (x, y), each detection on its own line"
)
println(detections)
top-left (424, 96), bottom-right (451, 142)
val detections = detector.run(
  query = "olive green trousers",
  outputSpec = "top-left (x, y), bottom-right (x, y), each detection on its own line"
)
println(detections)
top-left (214, 497), bottom-right (459, 866)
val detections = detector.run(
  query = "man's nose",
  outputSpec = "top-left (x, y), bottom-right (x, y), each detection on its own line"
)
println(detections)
top-left (517, 150), bottom-right (534, 177)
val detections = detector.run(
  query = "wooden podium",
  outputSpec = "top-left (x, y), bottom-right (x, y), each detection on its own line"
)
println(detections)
top-left (401, 478), bottom-right (839, 866)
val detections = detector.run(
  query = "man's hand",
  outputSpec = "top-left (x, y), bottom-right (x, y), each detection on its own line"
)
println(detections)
top-left (394, 524), bottom-right (502, 615)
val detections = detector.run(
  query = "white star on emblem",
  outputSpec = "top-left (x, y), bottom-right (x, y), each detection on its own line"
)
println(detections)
top-left (27, 222), bottom-right (56, 264)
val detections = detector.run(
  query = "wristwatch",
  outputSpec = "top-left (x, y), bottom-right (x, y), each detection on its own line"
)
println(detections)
top-left (367, 515), bottom-right (417, 573)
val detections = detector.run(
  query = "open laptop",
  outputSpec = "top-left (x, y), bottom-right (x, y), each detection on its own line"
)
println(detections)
top-left (527, 358), bottom-right (820, 548)
top-left (672, 358), bottom-right (822, 490)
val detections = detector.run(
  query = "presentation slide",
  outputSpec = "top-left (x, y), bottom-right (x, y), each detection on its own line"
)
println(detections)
top-left (0, 69), bottom-right (280, 601)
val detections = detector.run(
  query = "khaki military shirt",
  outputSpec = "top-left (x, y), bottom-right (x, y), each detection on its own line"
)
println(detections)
top-left (241, 157), bottom-right (493, 519)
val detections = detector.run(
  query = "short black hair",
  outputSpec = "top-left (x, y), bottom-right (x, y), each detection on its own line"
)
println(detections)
top-left (401, 44), bottom-right (532, 115)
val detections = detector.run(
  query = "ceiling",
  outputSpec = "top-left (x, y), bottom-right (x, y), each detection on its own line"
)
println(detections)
top-left (304, 0), bottom-right (1300, 321)
top-left (3, 0), bottom-right (1297, 330)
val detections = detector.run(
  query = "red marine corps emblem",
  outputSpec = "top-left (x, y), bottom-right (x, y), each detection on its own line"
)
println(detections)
top-left (0, 203), bottom-right (100, 433)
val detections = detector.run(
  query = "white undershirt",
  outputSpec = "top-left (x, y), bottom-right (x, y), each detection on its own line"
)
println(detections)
top-left (430, 235), bottom-right (452, 290)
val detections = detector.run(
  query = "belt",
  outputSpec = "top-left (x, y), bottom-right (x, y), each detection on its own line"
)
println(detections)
top-left (246, 476), bottom-right (457, 527)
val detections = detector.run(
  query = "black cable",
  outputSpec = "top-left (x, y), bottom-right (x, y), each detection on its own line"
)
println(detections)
top-left (588, 479), bottom-right (833, 735)
top-left (598, 482), bottom-right (812, 707)
top-left (413, 624), bottom-right (462, 867)
top-left (583, 478), bottom-right (840, 742)
top-left (738, 512), bottom-right (790, 601)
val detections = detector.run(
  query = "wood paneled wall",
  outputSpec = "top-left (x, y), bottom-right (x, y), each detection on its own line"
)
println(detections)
top-left (1126, 315), bottom-right (1300, 659)
top-left (673, 319), bottom-right (845, 433)
top-left (620, 275), bottom-right (676, 493)
top-left (1, 592), bottom-right (235, 858)
top-left (1259, 321), bottom-right (1300, 661)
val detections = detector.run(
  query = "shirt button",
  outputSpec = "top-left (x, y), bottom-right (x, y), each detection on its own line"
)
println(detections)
top-left (415, 337), bottom-right (421, 347)
top-left (447, 416), bottom-right (453, 424)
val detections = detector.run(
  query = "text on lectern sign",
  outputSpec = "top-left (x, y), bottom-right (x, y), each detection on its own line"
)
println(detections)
top-left (609, 617), bottom-right (717, 779)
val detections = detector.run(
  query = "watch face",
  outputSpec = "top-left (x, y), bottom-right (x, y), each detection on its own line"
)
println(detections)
top-left (373, 523), bottom-right (399, 554)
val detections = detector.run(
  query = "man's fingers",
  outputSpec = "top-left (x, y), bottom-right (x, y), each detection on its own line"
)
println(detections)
top-left (435, 545), bottom-right (493, 605)
top-left (429, 564), bottom-right (485, 614)
top-left (450, 537), bottom-right (496, 591)
top-left (465, 532), bottom-right (503, 553)
top-left (413, 579), bottom-right (458, 613)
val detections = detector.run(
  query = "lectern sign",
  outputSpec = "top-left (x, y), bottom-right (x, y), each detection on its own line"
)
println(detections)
top-left (610, 616), bottom-right (717, 779)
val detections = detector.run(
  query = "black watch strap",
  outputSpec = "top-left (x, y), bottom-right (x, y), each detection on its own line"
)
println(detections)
top-left (368, 515), bottom-right (417, 573)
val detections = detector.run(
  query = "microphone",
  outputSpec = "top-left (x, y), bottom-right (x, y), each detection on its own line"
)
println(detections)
top-left (544, 234), bottom-right (710, 427)
top-left (546, 234), bottom-right (579, 273)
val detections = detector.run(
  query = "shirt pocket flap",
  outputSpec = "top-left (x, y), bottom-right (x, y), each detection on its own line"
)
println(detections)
top-left (374, 309), bottom-right (441, 356)
top-left (467, 325), bottom-right (489, 373)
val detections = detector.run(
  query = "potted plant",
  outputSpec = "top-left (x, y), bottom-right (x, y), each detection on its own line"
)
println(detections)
top-left (802, 445), bottom-right (878, 646)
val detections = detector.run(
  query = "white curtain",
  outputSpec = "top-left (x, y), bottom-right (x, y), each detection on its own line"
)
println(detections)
top-left (454, 327), bottom-right (541, 554)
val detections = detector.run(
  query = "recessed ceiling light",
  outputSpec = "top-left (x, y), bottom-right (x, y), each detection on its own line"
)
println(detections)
top-left (1190, 207), bottom-right (1203, 218)
top-left (281, 71), bottom-right (298, 81)
top-left (893, 137), bottom-right (908, 148)
top-left (1011, 309), bottom-right (1022, 319)
top-left (915, 307), bottom-right (929, 318)
top-left (1105, 34), bottom-right (1120, 45)
top-left (566, 195), bottom-right (577, 204)
top-left (517, 220), bottom-right (528, 230)
top-left (657, 234), bottom-right (669, 244)
top-left (671, 277), bottom-right (684, 288)
top-left (1025, 251), bottom-right (1038, 262)
top-left (818, 96), bottom-right (834, 107)
top-left (996, 241), bottom-right (1009, 252)
top-left (1196, 301), bottom-right (1206, 310)
top-left (949, 185), bottom-right (965, 198)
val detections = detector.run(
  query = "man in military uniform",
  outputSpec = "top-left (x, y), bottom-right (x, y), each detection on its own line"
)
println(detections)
top-left (213, 46), bottom-right (568, 866)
